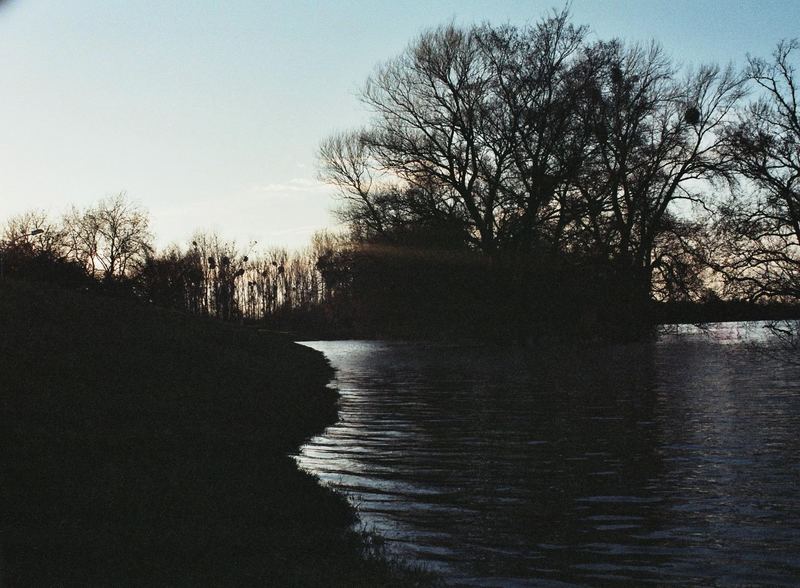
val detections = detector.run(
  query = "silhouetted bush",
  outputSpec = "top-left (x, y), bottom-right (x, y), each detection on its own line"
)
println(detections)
top-left (1, 243), bottom-right (93, 289)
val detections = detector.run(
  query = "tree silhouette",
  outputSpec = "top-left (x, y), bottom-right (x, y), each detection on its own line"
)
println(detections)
top-left (718, 40), bottom-right (800, 300)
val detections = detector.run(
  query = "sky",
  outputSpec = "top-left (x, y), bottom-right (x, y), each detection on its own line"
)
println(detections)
top-left (1, 0), bottom-right (799, 250)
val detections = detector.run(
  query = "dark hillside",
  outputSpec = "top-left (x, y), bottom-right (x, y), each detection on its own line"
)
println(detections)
top-left (0, 280), bottom-right (427, 586)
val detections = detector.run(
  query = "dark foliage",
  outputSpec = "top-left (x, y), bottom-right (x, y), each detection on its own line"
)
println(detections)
top-left (0, 242), bottom-right (91, 288)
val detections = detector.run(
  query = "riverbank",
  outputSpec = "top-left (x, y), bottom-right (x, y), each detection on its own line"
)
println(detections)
top-left (282, 299), bottom-right (800, 343)
top-left (0, 279), bottom-right (434, 585)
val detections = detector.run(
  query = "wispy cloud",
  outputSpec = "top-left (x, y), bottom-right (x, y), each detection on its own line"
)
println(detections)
top-left (266, 224), bottom-right (324, 236)
top-left (251, 178), bottom-right (329, 195)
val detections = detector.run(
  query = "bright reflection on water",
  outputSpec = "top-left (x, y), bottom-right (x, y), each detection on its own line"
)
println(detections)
top-left (295, 323), bottom-right (800, 587)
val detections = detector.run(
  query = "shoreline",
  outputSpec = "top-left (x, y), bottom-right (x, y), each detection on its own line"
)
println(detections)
top-left (0, 279), bottom-right (434, 585)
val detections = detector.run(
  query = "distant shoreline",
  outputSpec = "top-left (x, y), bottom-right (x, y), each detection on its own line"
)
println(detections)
top-left (287, 301), bottom-right (800, 343)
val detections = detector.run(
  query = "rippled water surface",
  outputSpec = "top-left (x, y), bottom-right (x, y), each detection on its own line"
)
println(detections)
top-left (296, 324), bottom-right (800, 586)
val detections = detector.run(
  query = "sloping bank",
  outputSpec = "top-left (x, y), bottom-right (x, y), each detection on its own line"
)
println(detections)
top-left (0, 280), bottom-right (435, 586)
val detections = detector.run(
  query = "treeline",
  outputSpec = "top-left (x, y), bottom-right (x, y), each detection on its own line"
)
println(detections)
top-left (0, 196), bottom-right (339, 331)
top-left (2, 10), bottom-right (799, 340)
top-left (315, 10), bottom-right (800, 338)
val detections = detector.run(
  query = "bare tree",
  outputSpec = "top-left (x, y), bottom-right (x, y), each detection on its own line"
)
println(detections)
top-left (1, 210), bottom-right (67, 279)
top-left (475, 10), bottom-right (588, 251)
top-left (94, 193), bottom-right (153, 281)
top-left (318, 131), bottom-right (409, 239)
top-left (320, 11), bottom-right (592, 257)
top-left (189, 231), bottom-right (245, 319)
top-left (353, 23), bottom-right (515, 253)
top-left (575, 40), bottom-right (745, 308)
top-left (719, 40), bottom-right (800, 301)
top-left (63, 193), bottom-right (153, 283)
top-left (62, 205), bottom-right (100, 276)
top-left (2, 209), bottom-right (65, 256)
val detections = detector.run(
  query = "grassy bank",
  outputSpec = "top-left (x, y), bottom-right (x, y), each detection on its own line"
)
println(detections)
top-left (0, 279), bottom-right (432, 586)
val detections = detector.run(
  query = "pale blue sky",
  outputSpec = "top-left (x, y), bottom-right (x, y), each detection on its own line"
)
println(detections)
top-left (1, 0), bottom-right (798, 249)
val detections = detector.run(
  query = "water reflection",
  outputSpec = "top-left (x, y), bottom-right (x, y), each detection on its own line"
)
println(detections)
top-left (296, 326), bottom-right (800, 586)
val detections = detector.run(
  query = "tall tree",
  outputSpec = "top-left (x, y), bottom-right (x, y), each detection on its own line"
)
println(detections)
top-left (62, 193), bottom-right (152, 283)
top-left (475, 11), bottom-right (588, 251)
top-left (359, 23), bottom-right (500, 252)
top-left (719, 40), bottom-right (800, 300)
top-left (575, 40), bottom-right (744, 305)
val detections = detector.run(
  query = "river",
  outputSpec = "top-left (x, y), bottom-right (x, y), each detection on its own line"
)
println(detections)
top-left (295, 323), bottom-right (800, 586)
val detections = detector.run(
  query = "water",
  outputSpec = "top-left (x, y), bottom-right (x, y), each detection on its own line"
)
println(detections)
top-left (295, 323), bottom-right (800, 586)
